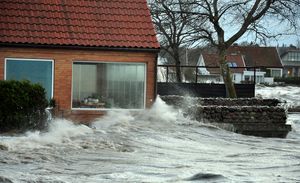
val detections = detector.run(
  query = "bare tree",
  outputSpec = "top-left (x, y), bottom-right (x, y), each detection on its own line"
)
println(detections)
top-left (150, 0), bottom-right (300, 97)
top-left (149, 0), bottom-right (205, 82)
top-left (189, 0), bottom-right (300, 97)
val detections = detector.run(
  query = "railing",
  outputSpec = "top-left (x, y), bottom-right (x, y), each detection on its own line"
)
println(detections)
top-left (157, 65), bottom-right (263, 98)
top-left (157, 65), bottom-right (282, 97)
top-left (157, 65), bottom-right (262, 84)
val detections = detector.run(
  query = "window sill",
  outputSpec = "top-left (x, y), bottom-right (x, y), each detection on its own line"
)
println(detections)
top-left (71, 108), bottom-right (145, 112)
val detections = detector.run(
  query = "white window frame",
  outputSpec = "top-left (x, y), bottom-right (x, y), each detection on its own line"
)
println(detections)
top-left (71, 61), bottom-right (147, 111)
top-left (4, 58), bottom-right (54, 98)
top-left (270, 68), bottom-right (282, 77)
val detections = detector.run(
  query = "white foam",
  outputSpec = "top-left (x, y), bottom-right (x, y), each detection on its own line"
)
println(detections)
top-left (91, 96), bottom-right (180, 131)
top-left (256, 85), bottom-right (300, 106)
top-left (140, 96), bottom-right (178, 123)
top-left (0, 96), bottom-right (181, 151)
top-left (91, 110), bottom-right (135, 132)
top-left (0, 119), bottom-right (93, 151)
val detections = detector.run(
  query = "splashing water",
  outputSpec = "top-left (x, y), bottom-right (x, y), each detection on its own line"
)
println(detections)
top-left (0, 119), bottom-right (93, 151)
top-left (0, 94), bottom-right (300, 182)
top-left (256, 85), bottom-right (300, 107)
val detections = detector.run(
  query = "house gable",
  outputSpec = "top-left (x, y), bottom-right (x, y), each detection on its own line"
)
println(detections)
top-left (196, 54), bottom-right (210, 75)
top-left (281, 50), bottom-right (300, 66)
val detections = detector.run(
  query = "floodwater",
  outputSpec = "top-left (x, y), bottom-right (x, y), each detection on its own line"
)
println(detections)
top-left (0, 86), bottom-right (300, 183)
top-left (256, 85), bottom-right (300, 107)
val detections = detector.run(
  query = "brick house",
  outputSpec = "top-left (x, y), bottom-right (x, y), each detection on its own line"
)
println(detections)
top-left (0, 0), bottom-right (160, 123)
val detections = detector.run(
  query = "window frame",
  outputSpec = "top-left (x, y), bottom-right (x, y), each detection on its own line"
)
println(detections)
top-left (270, 68), bottom-right (282, 77)
top-left (71, 61), bottom-right (147, 111)
top-left (4, 58), bottom-right (54, 99)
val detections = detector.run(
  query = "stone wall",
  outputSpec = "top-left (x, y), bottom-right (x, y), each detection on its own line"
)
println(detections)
top-left (161, 96), bottom-right (291, 138)
top-left (161, 96), bottom-right (282, 108)
top-left (186, 106), bottom-right (286, 124)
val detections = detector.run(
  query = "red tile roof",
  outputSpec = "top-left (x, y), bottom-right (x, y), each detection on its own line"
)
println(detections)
top-left (0, 0), bottom-right (160, 49)
top-left (201, 53), bottom-right (246, 74)
top-left (227, 46), bottom-right (282, 68)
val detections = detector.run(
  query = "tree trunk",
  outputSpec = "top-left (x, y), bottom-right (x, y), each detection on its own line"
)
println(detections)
top-left (174, 51), bottom-right (182, 83)
top-left (218, 49), bottom-right (237, 98)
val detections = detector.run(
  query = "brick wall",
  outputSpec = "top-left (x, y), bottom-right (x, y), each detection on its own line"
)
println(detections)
top-left (0, 46), bottom-right (158, 123)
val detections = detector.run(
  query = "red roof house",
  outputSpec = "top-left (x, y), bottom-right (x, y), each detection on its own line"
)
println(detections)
top-left (197, 53), bottom-right (246, 83)
top-left (199, 53), bottom-right (246, 74)
top-left (0, 0), bottom-right (160, 123)
top-left (227, 46), bottom-right (283, 77)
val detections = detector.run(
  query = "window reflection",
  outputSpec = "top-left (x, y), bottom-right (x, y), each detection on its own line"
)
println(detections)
top-left (72, 62), bottom-right (146, 109)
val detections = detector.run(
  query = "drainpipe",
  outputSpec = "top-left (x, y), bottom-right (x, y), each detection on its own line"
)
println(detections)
top-left (154, 53), bottom-right (158, 101)
top-left (254, 67), bottom-right (256, 84)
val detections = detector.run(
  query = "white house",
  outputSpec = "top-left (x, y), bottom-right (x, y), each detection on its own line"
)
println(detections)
top-left (197, 53), bottom-right (246, 83)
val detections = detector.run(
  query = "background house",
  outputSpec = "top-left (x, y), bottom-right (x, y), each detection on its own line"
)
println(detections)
top-left (158, 46), bottom-right (283, 84)
top-left (278, 48), bottom-right (300, 77)
top-left (227, 46), bottom-right (283, 84)
top-left (157, 48), bottom-right (205, 82)
top-left (197, 53), bottom-right (246, 83)
top-left (0, 0), bottom-right (160, 123)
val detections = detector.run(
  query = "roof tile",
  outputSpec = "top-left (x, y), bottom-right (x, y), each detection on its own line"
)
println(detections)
top-left (227, 46), bottom-right (282, 67)
top-left (0, 0), bottom-right (159, 49)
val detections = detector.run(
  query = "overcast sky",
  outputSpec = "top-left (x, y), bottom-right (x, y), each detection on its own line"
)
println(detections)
top-left (226, 15), bottom-right (300, 47)
top-left (236, 32), bottom-right (300, 47)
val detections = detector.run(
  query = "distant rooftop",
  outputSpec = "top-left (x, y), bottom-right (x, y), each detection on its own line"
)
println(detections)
top-left (227, 46), bottom-right (282, 68)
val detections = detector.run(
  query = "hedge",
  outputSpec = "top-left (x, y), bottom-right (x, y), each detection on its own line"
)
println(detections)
top-left (274, 77), bottom-right (300, 85)
top-left (0, 80), bottom-right (49, 133)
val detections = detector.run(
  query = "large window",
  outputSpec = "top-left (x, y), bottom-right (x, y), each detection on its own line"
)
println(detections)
top-left (282, 52), bottom-right (300, 62)
top-left (5, 58), bottom-right (53, 100)
top-left (72, 62), bottom-right (146, 109)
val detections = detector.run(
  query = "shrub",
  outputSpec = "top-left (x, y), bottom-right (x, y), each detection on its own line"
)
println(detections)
top-left (274, 77), bottom-right (300, 85)
top-left (0, 80), bottom-right (49, 133)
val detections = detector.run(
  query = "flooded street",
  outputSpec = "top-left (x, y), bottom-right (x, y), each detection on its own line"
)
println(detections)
top-left (0, 86), bottom-right (300, 182)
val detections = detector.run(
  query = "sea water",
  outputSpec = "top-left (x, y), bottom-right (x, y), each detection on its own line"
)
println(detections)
top-left (0, 86), bottom-right (300, 182)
